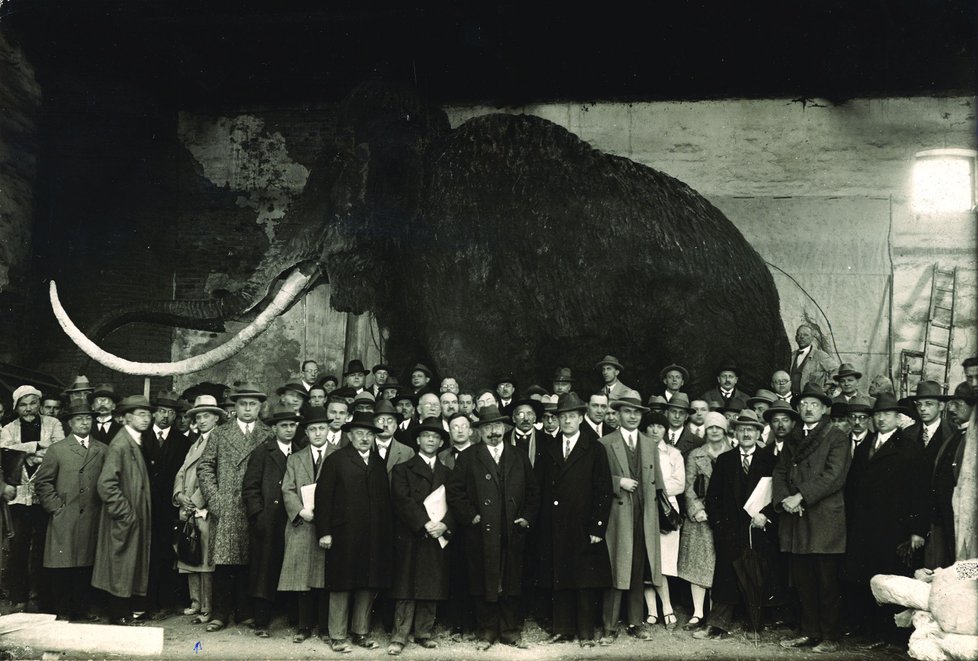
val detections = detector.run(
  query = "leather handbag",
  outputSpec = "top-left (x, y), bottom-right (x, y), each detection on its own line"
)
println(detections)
top-left (175, 516), bottom-right (202, 566)
top-left (657, 490), bottom-right (682, 532)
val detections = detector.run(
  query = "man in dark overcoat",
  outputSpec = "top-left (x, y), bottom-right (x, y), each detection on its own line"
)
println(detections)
top-left (772, 383), bottom-right (851, 654)
top-left (197, 383), bottom-right (271, 631)
top-left (537, 392), bottom-right (613, 647)
top-left (447, 406), bottom-right (539, 651)
top-left (388, 417), bottom-right (455, 655)
top-left (694, 410), bottom-right (777, 640)
top-left (932, 382), bottom-right (975, 567)
top-left (316, 412), bottom-right (393, 654)
top-left (91, 395), bottom-right (155, 625)
top-left (845, 393), bottom-right (928, 649)
top-left (33, 402), bottom-right (106, 620)
top-left (242, 403), bottom-right (305, 637)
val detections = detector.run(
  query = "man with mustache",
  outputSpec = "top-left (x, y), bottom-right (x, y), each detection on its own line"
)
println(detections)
top-left (89, 384), bottom-right (122, 445)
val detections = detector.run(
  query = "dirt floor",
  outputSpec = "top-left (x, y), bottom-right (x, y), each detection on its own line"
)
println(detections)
top-left (0, 602), bottom-right (911, 661)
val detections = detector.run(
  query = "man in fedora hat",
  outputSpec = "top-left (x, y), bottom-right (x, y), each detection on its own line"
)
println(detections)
top-left (938, 382), bottom-right (975, 566)
top-left (91, 395), bottom-right (156, 625)
top-left (317, 412), bottom-right (393, 653)
top-left (409, 364), bottom-right (433, 396)
top-left (88, 384), bottom-right (121, 445)
top-left (352, 390), bottom-right (376, 414)
top-left (788, 325), bottom-right (839, 396)
top-left (761, 400), bottom-right (799, 458)
top-left (380, 377), bottom-right (401, 402)
top-left (540, 395), bottom-right (560, 438)
top-left (320, 375), bottom-right (339, 395)
top-left (596, 356), bottom-right (631, 402)
top-left (694, 410), bottom-right (778, 641)
top-left (831, 364), bottom-right (873, 406)
top-left (701, 363), bottom-right (749, 412)
top-left (504, 398), bottom-right (546, 468)
top-left (552, 368), bottom-right (574, 396)
top-left (495, 375), bottom-right (518, 418)
top-left (274, 406), bottom-right (332, 642)
top-left (904, 381), bottom-right (951, 469)
top-left (844, 393), bottom-right (928, 651)
top-left (845, 396), bottom-right (874, 457)
top-left (374, 400), bottom-right (415, 480)
top-left (33, 401), bottom-right (106, 621)
top-left (599, 395), bottom-right (664, 644)
top-left (369, 364), bottom-right (391, 398)
top-left (197, 383), bottom-right (271, 632)
top-left (446, 405), bottom-right (538, 651)
top-left (774, 383), bottom-right (850, 653)
top-left (537, 393), bottom-right (613, 647)
top-left (387, 417), bottom-right (455, 655)
top-left (656, 363), bottom-right (689, 403)
top-left (747, 389), bottom-right (777, 444)
top-left (243, 403), bottom-right (307, 639)
top-left (0, 385), bottom-right (66, 611)
top-left (662, 392), bottom-right (702, 457)
top-left (61, 376), bottom-right (95, 407)
top-left (342, 360), bottom-right (371, 395)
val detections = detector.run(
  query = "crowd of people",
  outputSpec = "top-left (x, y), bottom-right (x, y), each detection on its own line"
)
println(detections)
top-left (0, 323), bottom-right (975, 656)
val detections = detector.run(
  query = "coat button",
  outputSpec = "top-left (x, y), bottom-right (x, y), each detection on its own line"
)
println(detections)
top-left (273, 500), bottom-right (279, 505)
top-left (80, 488), bottom-right (85, 493)
top-left (484, 499), bottom-right (491, 506)
top-left (485, 524), bottom-right (491, 532)
top-left (553, 500), bottom-right (559, 506)
top-left (80, 509), bottom-right (84, 514)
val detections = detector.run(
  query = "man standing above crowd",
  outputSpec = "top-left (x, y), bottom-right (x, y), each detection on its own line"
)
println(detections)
top-left (788, 325), bottom-right (839, 395)
top-left (702, 363), bottom-right (749, 412)
top-left (663, 393), bottom-right (701, 457)
top-left (342, 360), bottom-right (370, 394)
top-left (770, 370), bottom-right (794, 403)
top-left (90, 384), bottom-right (121, 445)
top-left (657, 363), bottom-right (688, 403)
top-left (583, 393), bottom-right (610, 438)
top-left (596, 356), bottom-right (630, 401)
top-left (552, 368), bottom-right (574, 396)
top-left (299, 360), bottom-right (319, 392)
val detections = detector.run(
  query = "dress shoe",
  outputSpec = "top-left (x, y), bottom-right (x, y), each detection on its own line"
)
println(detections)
top-left (598, 635), bottom-right (616, 646)
top-left (506, 638), bottom-right (529, 649)
top-left (683, 616), bottom-right (705, 631)
top-left (352, 633), bottom-right (379, 650)
top-left (780, 635), bottom-right (818, 648)
top-left (387, 642), bottom-right (404, 656)
top-left (663, 613), bottom-right (678, 631)
top-left (692, 626), bottom-right (730, 640)
top-left (416, 638), bottom-right (438, 649)
top-left (330, 639), bottom-right (353, 654)
top-left (579, 639), bottom-right (596, 648)
top-left (813, 640), bottom-right (840, 653)
top-left (292, 629), bottom-right (310, 643)
top-left (626, 624), bottom-right (653, 640)
top-left (205, 620), bottom-right (226, 632)
top-left (542, 633), bottom-right (569, 644)
top-left (239, 617), bottom-right (256, 629)
top-left (190, 615), bottom-right (209, 625)
top-left (255, 629), bottom-right (270, 638)
top-left (474, 640), bottom-right (492, 651)
top-left (182, 607), bottom-right (200, 616)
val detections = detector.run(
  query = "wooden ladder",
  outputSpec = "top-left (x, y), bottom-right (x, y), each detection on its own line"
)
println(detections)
top-left (899, 264), bottom-right (958, 396)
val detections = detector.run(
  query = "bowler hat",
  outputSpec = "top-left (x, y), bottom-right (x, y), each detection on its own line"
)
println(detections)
top-left (409, 363), bottom-right (432, 379)
top-left (658, 363), bottom-right (689, 382)
top-left (494, 374), bottom-right (517, 388)
top-left (91, 383), bottom-right (119, 402)
top-left (664, 392), bottom-right (692, 411)
top-left (906, 380), bottom-right (950, 402)
top-left (331, 386), bottom-right (357, 400)
top-left (871, 393), bottom-right (911, 416)
top-left (474, 405), bottom-right (510, 427)
top-left (746, 389), bottom-right (777, 409)
top-left (301, 406), bottom-right (330, 425)
top-left (611, 396), bottom-right (650, 413)
top-left (62, 376), bottom-right (94, 395)
top-left (343, 359), bottom-right (370, 376)
top-left (187, 395), bottom-right (226, 420)
top-left (555, 392), bottom-right (588, 414)
top-left (115, 395), bottom-right (156, 415)
top-left (830, 402), bottom-right (849, 419)
top-left (595, 355), bottom-right (624, 371)
top-left (762, 399), bottom-right (800, 423)
top-left (845, 395), bottom-right (874, 415)
top-left (411, 416), bottom-right (449, 441)
top-left (733, 409), bottom-right (765, 430)
top-left (276, 383), bottom-right (310, 399)
top-left (372, 363), bottom-right (391, 374)
top-left (948, 381), bottom-right (976, 405)
top-left (382, 376), bottom-right (400, 388)
top-left (373, 399), bottom-right (402, 422)
top-left (60, 402), bottom-right (94, 421)
top-left (267, 403), bottom-right (302, 424)
top-left (552, 367), bottom-right (575, 383)
top-left (390, 388), bottom-right (417, 406)
top-left (152, 390), bottom-right (184, 410)
top-left (228, 383), bottom-right (268, 402)
top-left (342, 411), bottom-right (381, 434)
top-left (791, 382), bottom-right (832, 408)
top-left (833, 363), bottom-right (863, 381)
top-left (511, 398), bottom-right (544, 419)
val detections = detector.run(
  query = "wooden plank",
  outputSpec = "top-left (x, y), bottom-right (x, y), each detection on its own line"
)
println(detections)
top-left (3, 621), bottom-right (164, 656)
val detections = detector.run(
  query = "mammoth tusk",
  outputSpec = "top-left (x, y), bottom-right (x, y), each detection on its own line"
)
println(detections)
top-left (49, 269), bottom-right (314, 377)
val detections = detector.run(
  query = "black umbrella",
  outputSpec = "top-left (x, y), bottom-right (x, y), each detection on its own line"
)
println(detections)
top-left (732, 525), bottom-right (769, 638)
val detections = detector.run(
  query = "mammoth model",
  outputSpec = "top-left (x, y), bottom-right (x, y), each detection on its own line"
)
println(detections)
top-left (51, 82), bottom-right (790, 395)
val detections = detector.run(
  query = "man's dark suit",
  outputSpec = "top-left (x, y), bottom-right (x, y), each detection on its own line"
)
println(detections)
top-left (701, 388), bottom-right (749, 411)
top-left (91, 420), bottom-right (122, 445)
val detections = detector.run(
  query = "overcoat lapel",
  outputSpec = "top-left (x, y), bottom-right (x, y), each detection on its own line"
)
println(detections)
top-left (80, 440), bottom-right (105, 471)
top-left (610, 432), bottom-right (630, 479)
top-left (409, 456), bottom-right (435, 486)
top-left (558, 434), bottom-right (588, 478)
top-left (476, 445), bottom-right (499, 485)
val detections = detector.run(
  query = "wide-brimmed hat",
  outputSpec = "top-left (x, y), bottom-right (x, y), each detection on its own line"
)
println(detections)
top-left (371, 363), bottom-right (391, 374)
top-left (390, 388), bottom-right (418, 406)
top-left (342, 411), bottom-right (382, 434)
top-left (791, 382), bottom-right (832, 408)
top-left (511, 398), bottom-right (544, 419)
top-left (473, 405), bottom-right (510, 427)
top-left (715, 362), bottom-right (740, 376)
top-left (833, 363), bottom-right (863, 381)
top-left (267, 403), bottom-right (303, 424)
top-left (276, 382), bottom-right (310, 399)
top-left (409, 363), bottom-right (432, 379)
top-left (12, 385), bottom-right (42, 405)
top-left (704, 411), bottom-right (729, 432)
top-left (733, 409), bottom-right (765, 430)
top-left (343, 359), bottom-right (370, 376)
top-left (116, 395), bottom-right (156, 415)
top-left (301, 406), bottom-right (329, 425)
top-left (381, 376), bottom-right (400, 389)
top-left (373, 399), bottom-right (402, 422)
top-left (595, 355), bottom-right (624, 371)
top-left (906, 380), bottom-right (951, 402)
top-left (830, 402), bottom-right (849, 419)
top-left (707, 400), bottom-right (742, 414)
top-left (646, 395), bottom-right (668, 410)
top-left (91, 383), bottom-right (119, 402)
top-left (948, 381), bottom-right (977, 405)
top-left (611, 395), bottom-right (650, 413)
top-left (540, 394), bottom-right (559, 412)
top-left (331, 387), bottom-right (357, 401)
top-left (228, 383), bottom-right (267, 402)
top-left (552, 367), bottom-right (575, 383)
top-left (658, 363), bottom-right (689, 382)
top-left (352, 390), bottom-right (376, 407)
top-left (152, 391), bottom-right (185, 410)
top-left (187, 395), bottom-right (226, 419)
top-left (871, 393), bottom-right (911, 416)
top-left (746, 389), bottom-right (778, 408)
top-left (845, 395), bottom-right (874, 415)
top-left (60, 402), bottom-right (95, 421)
top-left (664, 392), bottom-right (692, 411)
top-left (62, 376), bottom-right (94, 395)
top-left (762, 400), bottom-right (801, 423)
top-left (555, 392), bottom-right (588, 414)
top-left (411, 416), bottom-right (449, 441)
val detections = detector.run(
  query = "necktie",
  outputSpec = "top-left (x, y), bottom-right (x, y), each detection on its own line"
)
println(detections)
top-left (922, 426), bottom-right (931, 447)
top-left (379, 445), bottom-right (388, 460)
top-left (157, 431), bottom-right (164, 445)
top-left (314, 450), bottom-right (322, 469)
top-left (360, 451), bottom-right (370, 465)
top-left (626, 433), bottom-right (635, 451)
top-left (669, 430), bottom-right (677, 444)
top-left (873, 435), bottom-right (885, 454)
top-left (604, 385), bottom-right (611, 396)
top-left (100, 422), bottom-right (108, 433)
top-left (563, 438), bottom-right (571, 459)
top-left (803, 427), bottom-right (810, 438)
top-left (78, 437), bottom-right (88, 449)
top-left (492, 446), bottom-right (501, 464)
top-left (741, 452), bottom-right (751, 474)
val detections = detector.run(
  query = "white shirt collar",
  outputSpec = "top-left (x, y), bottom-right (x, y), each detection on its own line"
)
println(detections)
top-left (75, 435), bottom-right (91, 444)
top-left (797, 345), bottom-right (812, 359)
top-left (563, 430), bottom-right (581, 452)
top-left (585, 416), bottom-right (600, 431)
top-left (376, 438), bottom-right (392, 450)
top-left (852, 430), bottom-right (868, 441)
top-left (277, 440), bottom-right (292, 456)
top-left (124, 425), bottom-right (142, 445)
top-left (153, 425), bottom-right (169, 439)
top-left (237, 419), bottom-right (254, 435)
top-left (923, 419), bottom-right (941, 438)
top-left (422, 453), bottom-right (437, 469)
top-left (876, 429), bottom-right (897, 445)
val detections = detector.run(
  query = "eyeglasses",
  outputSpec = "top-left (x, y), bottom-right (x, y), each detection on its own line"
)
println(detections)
top-left (772, 379), bottom-right (790, 385)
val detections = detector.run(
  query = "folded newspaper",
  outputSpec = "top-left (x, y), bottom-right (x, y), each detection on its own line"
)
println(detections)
top-left (424, 485), bottom-right (449, 548)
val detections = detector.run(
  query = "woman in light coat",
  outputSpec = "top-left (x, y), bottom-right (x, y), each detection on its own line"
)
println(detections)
top-left (642, 410), bottom-right (685, 630)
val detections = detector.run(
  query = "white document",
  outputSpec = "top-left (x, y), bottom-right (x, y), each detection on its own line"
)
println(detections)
top-left (300, 484), bottom-right (317, 511)
top-left (743, 476), bottom-right (773, 517)
top-left (423, 485), bottom-right (449, 548)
